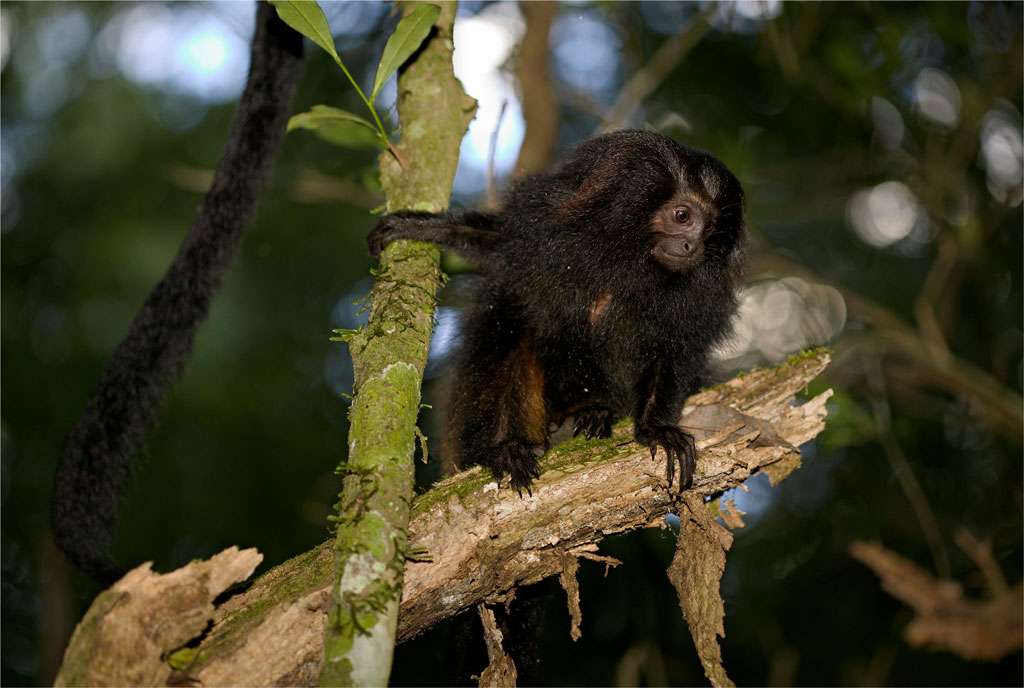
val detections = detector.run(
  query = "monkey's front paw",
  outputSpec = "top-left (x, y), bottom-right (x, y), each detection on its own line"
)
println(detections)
top-left (572, 407), bottom-right (616, 440)
top-left (368, 215), bottom-right (415, 261)
top-left (635, 425), bottom-right (696, 491)
top-left (485, 440), bottom-right (544, 498)
top-left (366, 216), bottom-right (402, 260)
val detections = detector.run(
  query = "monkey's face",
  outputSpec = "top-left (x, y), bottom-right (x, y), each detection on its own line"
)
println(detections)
top-left (649, 188), bottom-right (718, 273)
top-left (647, 152), bottom-right (743, 274)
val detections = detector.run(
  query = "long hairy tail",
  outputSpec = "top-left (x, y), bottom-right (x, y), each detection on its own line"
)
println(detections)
top-left (51, 2), bottom-right (304, 583)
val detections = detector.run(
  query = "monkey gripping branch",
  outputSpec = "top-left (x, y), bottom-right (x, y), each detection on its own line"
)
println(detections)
top-left (52, 1), bottom-right (834, 685)
top-left (55, 351), bottom-right (832, 686)
top-left (273, 1), bottom-right (476, 685)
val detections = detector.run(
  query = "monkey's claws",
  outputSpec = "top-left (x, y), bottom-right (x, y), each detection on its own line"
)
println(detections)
top-left (486, 440), bottom-right (543, 498)
top-left (636, 425), bottom-right (696, 492)
top-left (572, 407), bottom-right (615, 440)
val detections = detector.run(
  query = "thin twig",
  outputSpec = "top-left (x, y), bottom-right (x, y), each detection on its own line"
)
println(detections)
top-left (600, 7), bottom-right (713, 133)
top-left (867, 364), bottom-right (951, 580)
top-left (953, 528), bottom-right (1009, 597)
top-left (913, 233), bottom-right (957, 363)
top-left (387, 140), bottom-right (408, 171)
top-left (486, 100), bottom-right (509, 208)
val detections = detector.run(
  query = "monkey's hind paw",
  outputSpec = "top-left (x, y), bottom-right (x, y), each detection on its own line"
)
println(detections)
top-left (572, 406), bottom-right (616, 440)
top-left (486, 440), bottom-right (543, 498)
top-left (637, 425), bottom-right (696, 492)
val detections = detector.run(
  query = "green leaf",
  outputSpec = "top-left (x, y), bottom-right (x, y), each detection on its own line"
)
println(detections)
top-left (269, 0), bottom-right (339, 62)
top-left (287, 105), bottom-right (384, 149)
top-left (371, 4), bottom-right (441, 100)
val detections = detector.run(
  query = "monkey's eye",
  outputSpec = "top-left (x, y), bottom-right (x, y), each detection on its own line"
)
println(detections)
top-left (674, 208), bottom-right (691, 224)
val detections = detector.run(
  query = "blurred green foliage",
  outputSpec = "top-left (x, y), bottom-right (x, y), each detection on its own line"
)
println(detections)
top-left (2, 2), bottom-right (1021, 686)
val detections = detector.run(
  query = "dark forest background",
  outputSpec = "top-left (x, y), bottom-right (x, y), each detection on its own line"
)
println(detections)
top-left (2, 2), bottom-right (1021, 686)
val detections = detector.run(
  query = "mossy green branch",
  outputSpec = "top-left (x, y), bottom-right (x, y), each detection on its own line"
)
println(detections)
top-left (319, 2), bottom-right (476, 686)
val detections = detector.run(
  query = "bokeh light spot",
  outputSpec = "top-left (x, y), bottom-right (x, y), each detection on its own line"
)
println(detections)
top-left (846, 181), bottom-right (922, 248)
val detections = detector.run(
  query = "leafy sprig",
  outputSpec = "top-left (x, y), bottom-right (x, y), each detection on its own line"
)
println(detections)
top-left (269, 1), bottom-right (441, 168)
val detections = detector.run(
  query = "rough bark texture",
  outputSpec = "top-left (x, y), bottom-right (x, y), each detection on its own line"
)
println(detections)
top-left (54, 548), bottom-right (263, 687)
top-left (668, 494), bottom-right (735, 688)
top-left (55, 351), bottom-right (831, 686)
top-left (319, 2), bottom-right (476, 686)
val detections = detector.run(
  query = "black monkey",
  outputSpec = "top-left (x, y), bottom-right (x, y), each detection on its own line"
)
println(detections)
top-left (367, 130), bottom-right (746, 495)
top-left (51, 2), bottom-right (303, 583)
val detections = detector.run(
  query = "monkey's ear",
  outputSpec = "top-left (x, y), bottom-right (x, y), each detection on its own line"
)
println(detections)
top-left (556, 138), bottom-right (676, 223)
top-left (555, 148), bottom-right (629, 220)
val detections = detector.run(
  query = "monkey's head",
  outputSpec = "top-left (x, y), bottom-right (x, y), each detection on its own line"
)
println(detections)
top-left (649, 150), bottom-right (743, 273)
top-left (554, 130), bottom-right (744, 275)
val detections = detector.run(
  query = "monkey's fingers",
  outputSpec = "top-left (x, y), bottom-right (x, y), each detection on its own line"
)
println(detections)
top-left (679, 436), bottom-right (696, 489)
top-left (676, 432), bottom-right (697, 491)
top-left (498, 468), bottom-right (531, 499)
top-left (644, 427), bottom-right (696, 492)
top-left (510, 470), bottom-right (535, 498)
top-left (493, 441), bottom-right (542, 499)
top-left (366, 229), bottom-right (390, 260)
top-left (649, 440), bottom-right (678, 488)
top-left (575, 408), bottom-right (615, 440)
top-left (366, 218), bottom-right (402, 260)
top-left (574, 414), bottom-right (596, 439)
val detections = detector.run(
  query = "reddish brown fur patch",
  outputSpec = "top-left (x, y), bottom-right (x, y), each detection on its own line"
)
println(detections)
top-left (442, 336), bottom-right (548, 474)
top-left (588, 289), bottom-right (612, 326)
top-left (517, 340), bottom-right (548, 445)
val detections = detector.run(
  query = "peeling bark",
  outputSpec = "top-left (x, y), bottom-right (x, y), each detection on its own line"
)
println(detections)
top-left (54, 547), bottom-right (262, 687)
top-left (557, 555), bottom-right (583, 642)
top-left (476, 605), bottom-right (518, 688)
top-left (668, 494), bottom-right (734, 688)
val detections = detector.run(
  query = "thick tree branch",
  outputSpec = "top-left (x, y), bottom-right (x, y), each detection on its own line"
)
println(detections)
top-left (55, 351), bottom-right (831, 686)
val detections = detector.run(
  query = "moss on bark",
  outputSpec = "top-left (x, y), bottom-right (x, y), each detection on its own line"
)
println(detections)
top-left (319, 3), bottom-right (476, 685)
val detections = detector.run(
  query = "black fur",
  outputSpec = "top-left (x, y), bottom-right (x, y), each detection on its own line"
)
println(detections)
top-left (51, 2), bottom-right (304, 583)
top-left (367, 130), bottom-right (746, 495)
